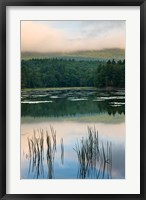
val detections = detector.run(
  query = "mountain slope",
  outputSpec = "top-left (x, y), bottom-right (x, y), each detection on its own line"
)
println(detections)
top-left (21, 48), bottom-right (125, 61)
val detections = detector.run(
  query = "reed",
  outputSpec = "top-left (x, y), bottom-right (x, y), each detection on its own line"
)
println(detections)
top-left (27, 126), bottom-right (58, 179)
top-left (50, 125), bottom-right (57, 151)
top-left (61, 138), bottom-right (64, 165)
top-left (74, 126), bottom-right (112, 179)
top-left (26, 125), bottom-right (112, 179)
top-left (46, 126), bottom-right (58, 178)
top-left (27, 129), bottom-right (45, 178)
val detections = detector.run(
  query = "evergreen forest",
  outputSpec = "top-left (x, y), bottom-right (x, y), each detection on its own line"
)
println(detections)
top-left (21, 58), bottom-right (125, 89)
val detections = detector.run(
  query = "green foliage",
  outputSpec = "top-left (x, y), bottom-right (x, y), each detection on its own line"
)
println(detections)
top-left (21, 58), bottom-right (103, 88)
top-left (95, 59), bottom-right (125, 88)
top-left (21, 58), bottom-right (125, 89)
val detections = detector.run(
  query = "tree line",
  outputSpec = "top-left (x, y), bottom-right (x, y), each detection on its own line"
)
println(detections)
top-left (21, 58), bottom-right (125, 88)
top-left (95, 59), bottom-right (125, 88)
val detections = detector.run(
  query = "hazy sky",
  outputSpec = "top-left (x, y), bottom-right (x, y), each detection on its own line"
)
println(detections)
top-left (21, 20), bottom-right (125, 53)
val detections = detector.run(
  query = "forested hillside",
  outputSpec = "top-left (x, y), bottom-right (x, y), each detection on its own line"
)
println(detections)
top-left (21, 58), bottom-right (125, 89)
top-left (22, 48), bottom-right (125, 61)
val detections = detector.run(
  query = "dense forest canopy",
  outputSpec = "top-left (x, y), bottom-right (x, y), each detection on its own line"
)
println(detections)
top-left (21, 58), bottom-right (125, 89)
top-left (95, 59), bottom-right (125, 88)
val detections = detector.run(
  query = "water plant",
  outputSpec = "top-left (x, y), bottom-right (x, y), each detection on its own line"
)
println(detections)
top-left (27, 129), bottom-right (44, 178)
top-left (74, 126), bottom-right (112, 179)
top-left (27, 126), bottom-right (58, 179)
top-left (46, 127), bottom-right (56, 179)
top-left (26, 125), bottom-right (112, 179)
top-left (61, 138), bottom-right (64, 165)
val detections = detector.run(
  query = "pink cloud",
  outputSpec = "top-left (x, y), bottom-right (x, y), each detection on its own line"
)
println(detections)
top-left (21, 21), bottom-right (125, 53)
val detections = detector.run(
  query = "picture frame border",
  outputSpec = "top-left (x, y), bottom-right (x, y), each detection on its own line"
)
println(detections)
top-left (0, 0), bottom-right (145, 199)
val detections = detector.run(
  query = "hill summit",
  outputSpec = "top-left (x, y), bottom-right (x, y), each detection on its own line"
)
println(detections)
top-left (21, 48), bottom-right (125, 61)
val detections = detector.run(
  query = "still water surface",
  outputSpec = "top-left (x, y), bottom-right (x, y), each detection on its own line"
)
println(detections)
top-left (21, 88), bottom-right (125, 179)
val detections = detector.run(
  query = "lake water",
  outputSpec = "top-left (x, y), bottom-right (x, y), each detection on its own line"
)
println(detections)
top-left (21, 88), bottom-right (125, 179)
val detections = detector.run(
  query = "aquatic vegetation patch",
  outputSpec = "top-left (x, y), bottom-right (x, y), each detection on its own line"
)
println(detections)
top-left (74, 126), bottom-right (112, 179)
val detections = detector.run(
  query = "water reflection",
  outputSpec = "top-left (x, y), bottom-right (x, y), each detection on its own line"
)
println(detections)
top-left (26, 128), bottom-right (59, 179)
top-left (27, 130), bottom-right (45, 178)
top-left (61, 138), bottom-right (64, 165)
top-left (21, 88), bottom-right (125, 117)
top-left (21, 89), bottom-right (125, 179)
top-left (74, 126), bottom-right (112, 179)
top-left (21, 125), bottom-right (124, 179)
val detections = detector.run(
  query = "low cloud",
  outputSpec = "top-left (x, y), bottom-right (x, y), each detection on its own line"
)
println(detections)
top-left (21, 21), bottom-right (125, 53)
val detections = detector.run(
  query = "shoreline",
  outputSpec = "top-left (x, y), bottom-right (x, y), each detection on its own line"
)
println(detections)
top-left (22, 86), bottom-right (125, 92)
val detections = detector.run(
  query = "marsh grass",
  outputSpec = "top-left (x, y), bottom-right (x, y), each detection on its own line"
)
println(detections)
top-left (46, 126), bottom-right (57, 179)
top-left (61, 138), bottom-right (64, 165)
top-left (74, 126), bottom-right (112, 179)
top-left (27, 126), bottom-right (58, 179)
top-left (27, 130), bottom-right (44, 178)
top-left (26, 125), bottom-right (112, 179)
